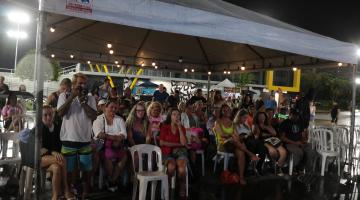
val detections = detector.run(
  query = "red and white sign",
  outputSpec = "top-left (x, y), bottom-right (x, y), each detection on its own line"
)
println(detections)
top-left (66, 0), bottom-right (93, 14)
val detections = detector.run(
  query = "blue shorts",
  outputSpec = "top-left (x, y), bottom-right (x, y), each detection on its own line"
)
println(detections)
top-left (61, 144), bottom-right (92, 172)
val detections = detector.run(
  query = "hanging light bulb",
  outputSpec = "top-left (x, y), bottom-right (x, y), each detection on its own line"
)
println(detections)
top-left (184, 68), bottom-right (188, 72)
top-left (152, 62), bottom-right (156, 66)
top-left (115, 60), bottom-right (119, 64)
top-left (107, 43), bottom-right (112, 48)
top-left (191, 69), bottom-right (195, 72)
top-left (241, 66), bottom-right (245, 71)
top-left (208, 71), bottom-right (211, 75)
top-left (87, 61), bottom-right (91, 64)
top-left (109, 49), bottom-right (114, 54)
top-left (227, 71), bottom-right (231, 74)
top-left (49, 27), bottom-right (55, 33)
top-left (51, 54), bottom-right (55, 58)
top-left (70, 54), bottom-right (74, 59)
top-left (292, 67), bottom-right (297, 71)
top-left (154, 65), bottom-right (158, 69)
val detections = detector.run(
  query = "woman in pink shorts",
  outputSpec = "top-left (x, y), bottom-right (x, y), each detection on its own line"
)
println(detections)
top-left (92, 99), bottom-right (127, 192)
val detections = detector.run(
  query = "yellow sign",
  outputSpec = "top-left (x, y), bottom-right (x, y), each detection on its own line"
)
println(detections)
top-left (266, 70), bottom-right (301, 92)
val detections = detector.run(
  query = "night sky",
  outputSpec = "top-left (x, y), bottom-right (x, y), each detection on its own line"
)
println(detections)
top-left (0, 0), bottom-right (359, 70)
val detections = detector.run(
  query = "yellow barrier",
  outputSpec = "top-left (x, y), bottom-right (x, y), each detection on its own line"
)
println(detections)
top-left (103, 65), bottom-right (115, 88)
top-left (88, 64), bottom-right (94, 72)
top-left (129, 68), bottom-right (143, 90)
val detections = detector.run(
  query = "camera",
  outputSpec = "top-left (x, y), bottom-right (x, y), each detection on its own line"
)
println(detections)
top-left (80, 88), bottom-right (88, 96)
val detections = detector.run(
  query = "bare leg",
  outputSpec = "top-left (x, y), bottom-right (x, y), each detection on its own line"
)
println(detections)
top-left (176, 159), bottom-right (187, 197)
top-left (277, 146), bottom-right (287, 167)
top-left (112, 154), bottom-right (128, 182)
top-left (166, 160), bottom-right (176, 188)
top-left (234, 149), bottom-right (246, 185)
top-left (47, 163), bottom-right (61, 200)
top-left (104, 159), bottom-right (114, 179)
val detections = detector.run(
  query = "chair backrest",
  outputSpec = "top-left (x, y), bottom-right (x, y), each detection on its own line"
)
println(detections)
top-left (313, 128), bottom-right (335, 151)
top-left (333, 126), bottom-right (349, 147)
top-left (130, 144), bottom-right (163, 172)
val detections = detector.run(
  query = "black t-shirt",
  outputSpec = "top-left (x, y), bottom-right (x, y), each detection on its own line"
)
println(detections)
top-left (167, 95), bottom-right (179, 108)
top-left (279, 119), bottom-right (304, 142)
top-left (42, 123), bottom-right (62, 153)
top-left (189, 95), bottom-right (207, 105)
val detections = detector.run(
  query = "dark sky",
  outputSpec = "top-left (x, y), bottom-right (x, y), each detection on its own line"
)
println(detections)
top-left (1, 0), bottom-right (359, 70)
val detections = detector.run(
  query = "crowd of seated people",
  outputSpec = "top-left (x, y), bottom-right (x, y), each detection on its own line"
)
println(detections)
top-left (1, 73), bottom-right (318, 199)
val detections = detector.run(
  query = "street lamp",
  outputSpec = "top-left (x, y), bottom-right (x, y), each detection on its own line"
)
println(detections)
top-left (7, 10), bottom-right (30, 72)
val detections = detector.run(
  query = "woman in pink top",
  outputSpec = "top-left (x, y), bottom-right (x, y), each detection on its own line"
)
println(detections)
top-left (1, 93), bottom-right (23, 129)
top-left (147, 101), bottom-right (163, 144)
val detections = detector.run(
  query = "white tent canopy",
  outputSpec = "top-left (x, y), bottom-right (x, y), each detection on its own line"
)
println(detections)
top-left (42, 0), bottom-right (358, 73)
top-left (216, 78), bottom-right (235, 88)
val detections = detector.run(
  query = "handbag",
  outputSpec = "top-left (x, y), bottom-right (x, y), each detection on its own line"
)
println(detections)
top-left (264, 137), bottom-right (282, 147)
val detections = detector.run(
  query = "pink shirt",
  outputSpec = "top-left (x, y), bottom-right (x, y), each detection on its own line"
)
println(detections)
top-left (149, 116), bottom-right (162, 132)
top-left (1, 105), bottom-right (23, 118)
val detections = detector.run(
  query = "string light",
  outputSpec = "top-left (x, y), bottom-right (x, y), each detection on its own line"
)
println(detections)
top-left (191, 69), bottom-right (195, 72)
top-left (115, 60), bottom-right (119, 64)
top-left (70, 54), bottom-right (74, 59)
top-left (51, 54), bottom-right (55, 58)
top-left (87, 61), bottom-right (91, 64)
top-left (154, 65), bottom-right (158, 69)
top-left (152, 62), bottom-right (156, 66)
top-left (184, 68), bottom-right (188, 72)
top-left (107, 43), bottom-right (112, 48)
top-left (109, 49), bottom-right (114, 54)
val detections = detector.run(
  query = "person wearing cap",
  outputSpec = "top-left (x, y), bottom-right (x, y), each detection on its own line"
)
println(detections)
top-left (97, 99), bottom-right (107, 115)
top-left (279, 108), bottom-right (317, 173)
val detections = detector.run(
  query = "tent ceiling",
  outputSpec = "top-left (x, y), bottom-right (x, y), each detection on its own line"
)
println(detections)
top-left (43, 0), bottom-right (357, 73)
top-left (46, 13), bottom-right (329, 72)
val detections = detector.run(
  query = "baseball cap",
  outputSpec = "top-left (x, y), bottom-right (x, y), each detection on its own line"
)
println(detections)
top-left (98, 99), bottom-right (107, 106)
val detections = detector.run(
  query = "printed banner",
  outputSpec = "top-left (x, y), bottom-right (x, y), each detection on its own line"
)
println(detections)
top-left (66, 0), bottom-right (93, 14)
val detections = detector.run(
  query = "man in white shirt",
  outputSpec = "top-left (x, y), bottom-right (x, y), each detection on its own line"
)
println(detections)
top-left (57, 73), bottom-right (97, 199)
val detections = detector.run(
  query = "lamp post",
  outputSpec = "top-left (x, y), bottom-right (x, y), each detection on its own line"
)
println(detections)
top-left (7, 11), bottom-right (30, 72)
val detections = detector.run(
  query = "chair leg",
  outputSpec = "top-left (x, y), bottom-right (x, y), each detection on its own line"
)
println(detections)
top-left (213, 155), bottom-right (218, 173)
top-left (224, 155), bottom-right (229, 171)
top-left (99, 165), bottom-right (104, 190)
top-left (161, 178), bottom-right (169, 200)
top-left (24, 167), bottom-right (33, 200)
top-left (337, 157), bottom-right (341, 177)
top-left (321, 156), bottom-right (327, 176)
top-left (18, 167), bottom-right (25, 197)
top-left (132, 178), bottom-right (138, 200)
top-left (151, 181), bottom-right (158, 200)
top-left (201, 152), bottom-right (205, 176)
top-left (139, 180), bottom-right (148, 200)
top-left (186, 167), bottom-right (189, 197)
top-left (289, 154), bottom-right (293, 176)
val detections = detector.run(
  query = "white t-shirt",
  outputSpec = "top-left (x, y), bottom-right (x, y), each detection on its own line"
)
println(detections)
top-left (92, 114), bottom-right (127, 138)
top-left (57, 92), bottom-right (97, 143)
top-left (236, 123), bottom-right (251, 136)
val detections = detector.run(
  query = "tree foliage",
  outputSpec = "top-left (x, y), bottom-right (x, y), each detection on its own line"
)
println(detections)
top-left (14, 49), bottom-right (60, 81)
top-left (301, 71), bottom-right (352, 109)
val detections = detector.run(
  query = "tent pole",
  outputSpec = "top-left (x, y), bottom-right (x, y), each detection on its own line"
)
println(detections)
top-left (33, 1), bottom-right (46, 199)
top-left (349, 63), bottom-right (357, 177)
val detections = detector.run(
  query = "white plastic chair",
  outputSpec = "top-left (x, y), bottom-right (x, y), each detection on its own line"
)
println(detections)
top-left (213, 151), bottom-right (234, 172)
top-left (313, 128), bottom-right (340, 176)
top-left (130, 144), bottom-right (169, 200)
top-left (212, 128), bottom-right (234, 172)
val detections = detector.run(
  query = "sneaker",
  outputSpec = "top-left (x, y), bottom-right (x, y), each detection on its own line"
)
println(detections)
top-left (277, 167), bottom-right (284, 176)
top-left (107, 181), bottom-right (118, 192)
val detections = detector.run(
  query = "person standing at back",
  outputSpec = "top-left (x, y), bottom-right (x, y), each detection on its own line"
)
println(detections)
top-left (0, 76), bottom-right (9, 111)
top-left (57, 73), bottom-right (97, 200)
top-left (153, 84), bottom-right (169, 104)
